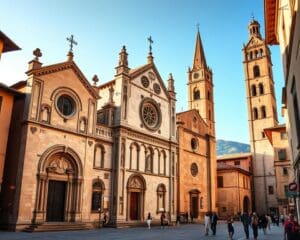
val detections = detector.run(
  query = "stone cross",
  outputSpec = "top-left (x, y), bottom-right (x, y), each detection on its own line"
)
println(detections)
top-left (66, 35), bottom-right (77, 52)
top-left (33, 48), bottom-right (42, 61)
top-left (147, 36), bottom-right (153, 53)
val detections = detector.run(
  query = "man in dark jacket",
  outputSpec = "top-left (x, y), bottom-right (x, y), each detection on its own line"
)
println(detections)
top-left (241, 212), bottom-right (251, 239)
top-left (211, 212), bottom-right (218, 235)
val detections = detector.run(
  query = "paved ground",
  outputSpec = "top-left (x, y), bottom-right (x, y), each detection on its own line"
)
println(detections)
top-left (0, 222), bottom-right (284, 240)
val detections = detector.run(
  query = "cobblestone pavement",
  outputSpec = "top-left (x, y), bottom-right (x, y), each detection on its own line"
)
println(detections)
top-left (0, 222), bottom-right (284, 240)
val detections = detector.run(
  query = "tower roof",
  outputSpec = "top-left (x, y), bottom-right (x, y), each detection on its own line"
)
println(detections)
top-left (193, 30), bottom-right (207, 70)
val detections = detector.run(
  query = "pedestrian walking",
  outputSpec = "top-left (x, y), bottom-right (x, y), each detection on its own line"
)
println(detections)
top-left (227, 216), bottom-right (234, 240)
top-left (146, 212), bottom-right (152, 229)
top-left (267, 214), bottom-right (272, 231)
top-left (284, 214), bottom-right (300, 240)
top-left (211, 212), bottom-right (218, 235)
top-left (251, 212), bottom-right (259, 240)
top-left (260, 214), bottom-right (268, 234)
top-left (160, 212), bottom-right (166, 229)
top-left (241, 211), bottom-right (251, 239)
top-left (204, 212), bottom-right (211, 236)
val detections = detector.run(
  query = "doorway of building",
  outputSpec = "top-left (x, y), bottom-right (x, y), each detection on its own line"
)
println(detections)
top-left (130, 192), bottom-right (140, 220)
top-left (243, 196), bottom-right (250, 213)
top-left (46, 180), bottom-right (67, 221)
top-left (191, 196), bottom-right (199, 219)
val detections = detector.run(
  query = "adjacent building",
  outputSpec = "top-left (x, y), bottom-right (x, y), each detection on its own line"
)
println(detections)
top-left (264, 0), bottom-right (300, 220)
top-left (216, 153), bottom-right (252, 219)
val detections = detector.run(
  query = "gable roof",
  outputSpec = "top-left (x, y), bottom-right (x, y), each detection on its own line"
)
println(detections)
top-left (0, 31), bottom-right (21, 53)
top-left (217, 162), bottom-right (251, 175)
top-left (176, 109), bottom-right (208, 130)
top-left (26, 60), bottom-right (99, 99)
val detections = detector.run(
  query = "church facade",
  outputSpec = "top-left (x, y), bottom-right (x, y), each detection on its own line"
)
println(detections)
top-left (0, 31), bottom-right (216, 230)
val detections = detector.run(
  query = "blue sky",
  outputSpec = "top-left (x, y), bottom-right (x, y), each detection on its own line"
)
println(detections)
top-left (0, 0), bottom-right (284, 144)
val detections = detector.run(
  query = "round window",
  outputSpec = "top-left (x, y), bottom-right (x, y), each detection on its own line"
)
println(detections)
top-left (191, 138), bottom-right (198, 151)
top-left (141, 76), bottom-right (150, 88)
top-left (57, 95), bottom-right (75, 117)
top-left (139, 98), bottom-right (162, 131)
top-left (190, 163), bottom-right (198, 177)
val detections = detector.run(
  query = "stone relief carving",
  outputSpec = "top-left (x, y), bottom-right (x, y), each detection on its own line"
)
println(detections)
top-left (129, 177), bottom-right (142, 189)
top-left (47, 157), bottom-right (73, 174)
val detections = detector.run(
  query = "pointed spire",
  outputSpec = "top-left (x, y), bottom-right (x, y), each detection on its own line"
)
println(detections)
top-left (168, 73), bottom-right (175, 92)
top-left (193, 28), bottom-right (207, 70)
top-left (115, 45), bottom-right (129, 75)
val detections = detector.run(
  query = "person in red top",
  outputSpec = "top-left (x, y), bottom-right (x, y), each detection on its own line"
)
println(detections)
top-left (284, 214), bottom-right (299, 240)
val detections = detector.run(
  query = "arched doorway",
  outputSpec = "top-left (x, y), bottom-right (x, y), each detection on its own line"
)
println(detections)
top-left (189, 189), bottom-right (200, 219)
top-left (243, 196), bottom-right (250, 213)
top-left (127, 174), bottom-right (146, 221)
top-left (33, 145), bottom-right (83, 223)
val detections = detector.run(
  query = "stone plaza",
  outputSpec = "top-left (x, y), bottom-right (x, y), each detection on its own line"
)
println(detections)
top-left (0, 222), bottom-right (284, 240)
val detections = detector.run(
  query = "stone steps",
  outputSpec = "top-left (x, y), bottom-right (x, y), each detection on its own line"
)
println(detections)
top-left (23, 222), bottom-right (91, 232)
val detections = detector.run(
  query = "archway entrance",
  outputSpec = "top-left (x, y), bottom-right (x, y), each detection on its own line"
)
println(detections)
top-left (33, 145), bottom-right (83, 223)
top-left (127, 175), bottom-right (145, 221)
top-left (243, 196), bottom-right (250, 213)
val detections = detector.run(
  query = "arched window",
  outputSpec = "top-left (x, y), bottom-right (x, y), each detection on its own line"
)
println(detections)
top-left (157, 184), bottom-right (166, 212)
top-left (207, 91), bottom-right (210, 100)
top-left (251, 84), bottom-right (257, 96)
top-left (253, 65), bottom-right (260, 77)
top-left (258, 83), bottom-right (264, 95)
top-left (94, 145), bottom-right (105, 168)
top-left (91, 180), bottom-right (104, 211)
top-left (261, 106), bottom-right (266, 118)
top-left (253, 107), bottom-right (258, 120)
top-left (260, 48), bottom-right (263, 56)
top-left (255, 50), bottom-right (259, 58)
top-left (130, 143), bottom-right (139, 170)
top-left (250, 52), bottom-right (253, 60)
top-left (193, 88), bottom-right (200, 100)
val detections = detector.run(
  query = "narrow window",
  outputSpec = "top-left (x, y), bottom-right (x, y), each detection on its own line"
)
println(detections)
top-left (234, 160), bottom-right (240, 166)
top-left (253, 107), bottom-right (258, 120)
top-left (283, 167), bottom-right (288, 175)
top-left (253, 65), bottom-right (260, 78)
top-left (261, 106), bottom-right (266, 118)
top-left (258, 83), bottom-right (264, 95)
top-left (268, 186), bottom-right (274, 195)
top-left (278, 149), bottom-right (287, 160)
top-left (217, 176), bottom-right (224, 188)
top-left (91, 181), bottom-right (103, 211)
top-left (251, 85), bottom-right (257, 96)
top-left (194, 89), bottom-right (200, 100)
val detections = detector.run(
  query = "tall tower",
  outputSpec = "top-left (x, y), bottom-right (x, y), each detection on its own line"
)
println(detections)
top-left (242, 18), bottom-right (278, 214)
top-left (188, 29), bottom-right (215, 137)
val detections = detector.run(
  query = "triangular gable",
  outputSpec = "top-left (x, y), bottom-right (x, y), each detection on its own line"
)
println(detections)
top-left (244, 36), bottom-right (265, 49)
top-left (129, 63), bottom-right (171, 100)
top-left (26, 61), bottom-right (99, 99)
top-left (177, 109), bottom-right (208, 131)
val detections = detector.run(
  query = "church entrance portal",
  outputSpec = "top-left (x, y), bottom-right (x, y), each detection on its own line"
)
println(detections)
top-left (46, 180), bottom-right (66, 221)
top-left (130, 192), bottom-right (140, 220)
top-left (189, 189), bottom-right (200, 219)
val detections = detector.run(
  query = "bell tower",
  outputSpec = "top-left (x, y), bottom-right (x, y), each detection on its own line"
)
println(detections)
top-left (242, 18), bottom-right (278, 214)
top-left (188, 29), bottom-right (215, 137)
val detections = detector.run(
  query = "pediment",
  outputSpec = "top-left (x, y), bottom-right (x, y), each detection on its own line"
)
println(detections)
top-left (177, 109), bottom-right (208, 133)
top-left (129, 63), bottom-right (170, 99)
top-left (244, 36), bottom-right (264, 49)
top-left (27, 61), bottom-right (99, 99)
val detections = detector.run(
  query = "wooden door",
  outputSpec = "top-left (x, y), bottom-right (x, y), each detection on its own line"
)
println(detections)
top-left (46, 180), bottom-right (66, 222)
top-left (191, 196), bottom-right (199, 218)
top-left (130, 192), bottom-right (139, 220)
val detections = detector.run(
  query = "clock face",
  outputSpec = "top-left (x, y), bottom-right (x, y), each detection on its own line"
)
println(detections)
top-left (139, 98), bottom-right (162, 131)
top-left (193, 73), bottom-right (199, 79)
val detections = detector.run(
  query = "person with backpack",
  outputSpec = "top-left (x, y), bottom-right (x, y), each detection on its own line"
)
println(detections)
top-left (284, 214), bottom-right (300, 240)
top-left (251, 212), bottom-right (259, 240)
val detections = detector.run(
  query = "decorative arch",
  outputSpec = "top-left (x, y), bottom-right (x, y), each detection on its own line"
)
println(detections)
top-left (126, 174), bottom-right (146, 221)
top-left (40, 103), bottom-right (51, 123)
top-left (35, 145), bottom-right (83, 223)
top-left (145, 146), bottom-right (154, 173)
top-left (79, 116), bottom-right (87, 133)
top-left (159, 150), bottom-right (166, 175)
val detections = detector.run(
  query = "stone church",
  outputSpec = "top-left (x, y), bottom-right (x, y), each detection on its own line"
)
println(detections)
top-left (0, 31), bottom-right (216, 231)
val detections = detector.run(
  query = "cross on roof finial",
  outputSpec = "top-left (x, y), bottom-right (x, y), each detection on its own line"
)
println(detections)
top-left (196, 22), bottom-right (200, 32)
top-left (251, 13), bottom-right (255, 21)
top-left (147, 36), bottom-right (153, 53)
top-left (33, 48), bottom-right (42, 61)
top-left (66, 34), bottom-right (78, 52)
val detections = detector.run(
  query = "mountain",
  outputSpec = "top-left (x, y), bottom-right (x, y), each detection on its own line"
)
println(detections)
top-left (217, 139), bottom-right (250, 156)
